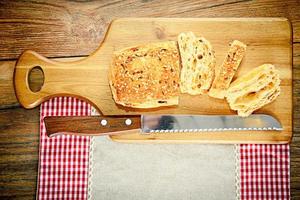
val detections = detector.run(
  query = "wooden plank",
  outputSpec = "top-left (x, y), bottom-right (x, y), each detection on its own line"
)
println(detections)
top-left (0, 108), bottom-right (39, 200)
top-left (294, 43), bottom-right (300, 80)
top-left (291, 42), bottom-right (300, 199)
top-left (0, 0), bottom-right (299, 60)
top-left (0, 61), bottom-right (18, 109)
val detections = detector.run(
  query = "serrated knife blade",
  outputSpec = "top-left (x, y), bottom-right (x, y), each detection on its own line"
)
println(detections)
top-left (141, 114), bottom-right (282, 134)
top-left (44, 114), bottom-right (282, 138)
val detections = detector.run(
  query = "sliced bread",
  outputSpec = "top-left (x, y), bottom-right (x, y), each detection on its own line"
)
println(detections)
top-left (178, 32), bottom-right (216, 95)
top-left (208, 40), bottom-right (246, 99)
top-left (226, 64), bottom-right (281, 117)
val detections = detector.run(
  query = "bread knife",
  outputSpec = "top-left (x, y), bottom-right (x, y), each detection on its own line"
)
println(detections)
top-left (44, 114), bottom-right (282, 137)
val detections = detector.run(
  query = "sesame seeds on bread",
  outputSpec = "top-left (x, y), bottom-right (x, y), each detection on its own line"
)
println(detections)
top-left (109, 41), bottom-right (180, 108)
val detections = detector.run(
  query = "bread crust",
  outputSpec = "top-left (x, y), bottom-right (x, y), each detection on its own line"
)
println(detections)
top-left (208, 40), bottom-right (246, 99)
top-left (226, 64), bottom-right (281, 117)
top-left (109, 41), bottom-right (180, 108)
top-left (178, 32), bottom-right (216, 95)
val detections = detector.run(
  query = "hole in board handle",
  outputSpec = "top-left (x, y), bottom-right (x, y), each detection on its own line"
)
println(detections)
top-left (28, 66), bottom-right (44, 92)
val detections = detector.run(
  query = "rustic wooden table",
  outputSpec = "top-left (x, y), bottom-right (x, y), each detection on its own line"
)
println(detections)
top-left (0, 0), bottom-right (299, 199)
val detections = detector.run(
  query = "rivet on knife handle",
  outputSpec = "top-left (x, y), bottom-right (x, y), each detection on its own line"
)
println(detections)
top-left (44, 116), bottom-right (141, 137)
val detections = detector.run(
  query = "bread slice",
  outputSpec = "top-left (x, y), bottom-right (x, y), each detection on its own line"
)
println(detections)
top-left (109, 41), bottom-right (180, 108)
top-left (226, 64), bottom-right (281, 117)
top-left (178, 32), bottom-right (216, 95)
top-left (208, 40), bottom-right (246, 99)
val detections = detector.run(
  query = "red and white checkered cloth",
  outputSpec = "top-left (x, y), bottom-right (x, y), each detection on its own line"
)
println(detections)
top-left (240, 144), bottom-right (290, 199)
top-left (38, 97), bottom-right (290, 200)
top-left (39, 97), bottom-right (91, 200)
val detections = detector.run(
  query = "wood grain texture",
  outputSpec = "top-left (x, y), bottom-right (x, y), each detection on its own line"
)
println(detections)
top-left (44, 116), bottom-right (141, 137)
top-left (0, 0), bottom-right (299, 199)
top-left (0, 0), bottom-right (299, 60)
top-left (291, 42), bottom-right (300, 199)
top-left (0, 108), bottom-right (39, 200)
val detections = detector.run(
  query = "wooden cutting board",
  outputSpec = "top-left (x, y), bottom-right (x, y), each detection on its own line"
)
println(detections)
top-left (14, 18), bottom-right (293, 143)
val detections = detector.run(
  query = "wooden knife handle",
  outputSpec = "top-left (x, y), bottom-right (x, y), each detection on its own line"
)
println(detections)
top-left (44, 116), bottom-right (141, 137)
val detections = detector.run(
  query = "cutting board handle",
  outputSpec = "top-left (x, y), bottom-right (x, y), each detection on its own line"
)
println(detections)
top-left (14, 50), bottom-right (93, 109)
top-left (14, 50), bottom-right (51, 108)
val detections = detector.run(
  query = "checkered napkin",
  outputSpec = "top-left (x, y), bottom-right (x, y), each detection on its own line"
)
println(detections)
top-left (38, 97), bottom-right (290, 200)
top-left (38, 97), bottom-right (91, 200)
top-left (240, 144), bottom-right (290, 199)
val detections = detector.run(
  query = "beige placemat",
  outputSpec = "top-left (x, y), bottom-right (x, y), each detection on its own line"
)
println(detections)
top-left (88, 137), bottom-right (237, 200)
